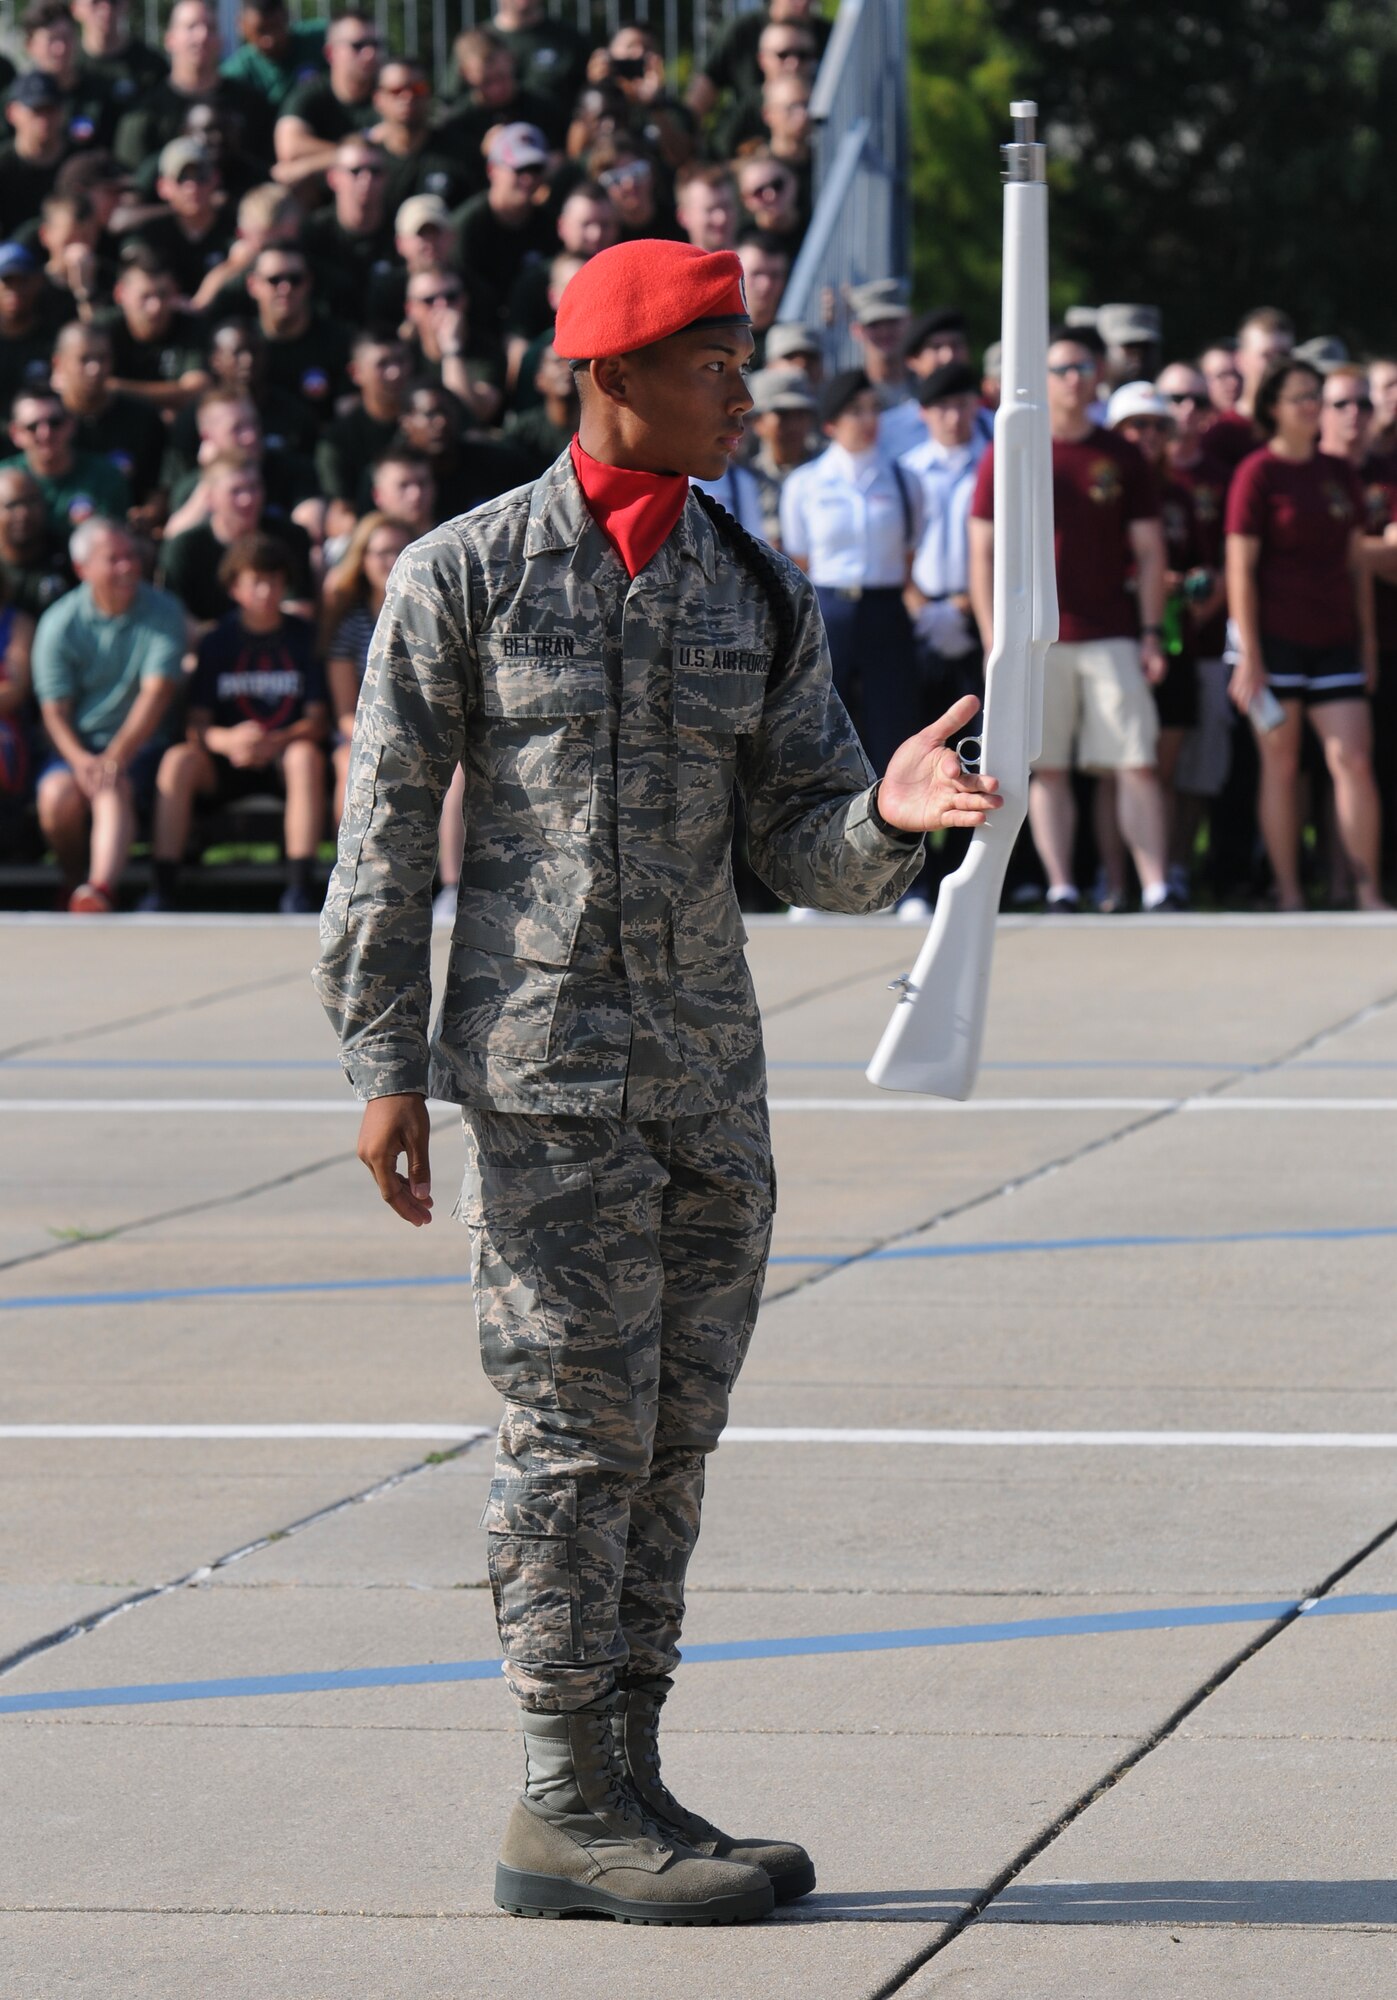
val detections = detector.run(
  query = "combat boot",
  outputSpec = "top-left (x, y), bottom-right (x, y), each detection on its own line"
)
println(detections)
top-left (495, 1694), bottom-right (774, 1925)
top-left (616, 1682), bottom-right (817, 1904)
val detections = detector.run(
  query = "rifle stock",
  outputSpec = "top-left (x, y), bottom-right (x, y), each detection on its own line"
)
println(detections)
top-left (867, 101), bottom-right (1056, 1101)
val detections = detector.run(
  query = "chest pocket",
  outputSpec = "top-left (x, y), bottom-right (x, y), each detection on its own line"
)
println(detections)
top-left (673, 666), bottom-right (767, 840)
top-left (476, 652), bottom-right (604, 833)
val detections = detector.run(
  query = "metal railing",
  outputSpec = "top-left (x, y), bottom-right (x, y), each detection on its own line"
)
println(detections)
top-left (781, 0), bottom-right (908, 366)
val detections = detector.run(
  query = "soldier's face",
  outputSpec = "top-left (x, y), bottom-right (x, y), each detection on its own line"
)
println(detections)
top-left (597, 326), bottom-right (755, 481)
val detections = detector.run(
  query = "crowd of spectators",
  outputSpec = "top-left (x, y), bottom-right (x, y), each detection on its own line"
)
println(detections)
top-left (0, 0), bottom-right (1392, 917)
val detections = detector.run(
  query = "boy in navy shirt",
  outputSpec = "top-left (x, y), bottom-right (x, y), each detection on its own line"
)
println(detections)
top-left (143, 530), bottom-right (328, 910)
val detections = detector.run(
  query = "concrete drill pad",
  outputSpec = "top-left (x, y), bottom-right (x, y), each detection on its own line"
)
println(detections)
top-left (0, 1911), bottom-right (941, 2000)
top-left (0, 1705), bottom-right (1115, 1931)
top-left (981, 1735), bottom-right (1397, 1928)
top-left (0, 1440), bottom-right (442, 1589)
top-left (901, 1924), bottom-right (1397, 1996)
top-left (690, 1441), bottom-right (1397, 1595)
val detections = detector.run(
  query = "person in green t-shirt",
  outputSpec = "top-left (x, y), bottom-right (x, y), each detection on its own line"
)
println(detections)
top-left (221, 0), bottom-right (328, 110)
top-left (2, 386), bottom-right (131, 534)
top-left (32, 515), bottom-right (185, 911)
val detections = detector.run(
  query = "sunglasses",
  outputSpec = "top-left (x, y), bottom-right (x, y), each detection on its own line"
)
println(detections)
top-left (769, 45), bottom-right (811, 59)
top-left (16, 414), bottom-right (70, 432)
top-left (1164, 390), bottom-right (1204, 405)
top-left (1048, 361), bottom-right (1095, 377)
top-left (262, 268), bottom-right (308, 287)
top-left (1327, 396), bottom-right (1373, 413)
top-left (342, 160), bottom-right (386, 176)
top-left (381, 77), bottom-right (429, 97)
top-left (343, 36), bottom-right (380, 52)
top-left (415, 289), bottom-right (462, 307)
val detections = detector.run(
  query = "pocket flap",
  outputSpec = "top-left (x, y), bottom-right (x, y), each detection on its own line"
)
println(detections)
top-left (673, 668), bottom-right (767, 735)
top-left (481, 657), bottom-right (604, 718)
top-left (455, 894), bottom-right (583, 966)
top-left (672, 888), bottom-right (748, 964)
top-left (480, 1475), bottom-right (578, 1537)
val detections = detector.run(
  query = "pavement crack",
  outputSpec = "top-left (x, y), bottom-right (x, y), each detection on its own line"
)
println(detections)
top-left (0, 1437), bottom-right (490, 1688)
top-left (761, 945), bottom-right (919, 1022)
top-left (867, 1505), bottom-right (1397, 1997)
top-left (0, 1111), bottom-right (460, 1276)
top-left (0, 969), bottom-right (305, 1064)
top-left (776, 979), bottom-right (1397, 1310)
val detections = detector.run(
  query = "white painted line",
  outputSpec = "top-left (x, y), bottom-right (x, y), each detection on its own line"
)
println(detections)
top-left (6, 1424), bottom-right (1397, 1449)
top-left (0, 1423), bottom-right (493, 1441)
top-left (8, 1088), bottom-right (1392, 1120)
top-left (721, 1427), bottom-right (1397, 1448)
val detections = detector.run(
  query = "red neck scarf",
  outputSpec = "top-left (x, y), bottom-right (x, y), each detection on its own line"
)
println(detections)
top-left (571, 436), bottom-right (688, 579)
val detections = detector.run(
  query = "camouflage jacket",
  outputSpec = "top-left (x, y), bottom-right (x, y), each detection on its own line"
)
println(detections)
top-left (315, 448), bottom-right (924, 1117)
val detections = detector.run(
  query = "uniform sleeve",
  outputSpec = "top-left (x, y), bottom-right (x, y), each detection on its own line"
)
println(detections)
top-left (737, 565), bottom-right (924, 912)
top-left (312, 533), bottom-right (475, 1101)
top-left (777, 470), bottom-right (810, 561)
top-left (1225, 452), bottom-right (1266, 537)
top-left (969, 445), bottom-right (995, 521)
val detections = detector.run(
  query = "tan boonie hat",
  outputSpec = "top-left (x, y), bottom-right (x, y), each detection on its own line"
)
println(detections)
top-left (848, 277), bottom-right (909, 324)
top-left (765, 322), bottom-right (821, 363)
top-left (748, 366), bottom-right (817, 414)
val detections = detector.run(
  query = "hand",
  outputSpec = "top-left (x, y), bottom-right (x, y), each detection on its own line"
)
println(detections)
top-left (1140, 635), bottom-right (1167, 686)
top-left (434, 302), bottom-right (465, 354)
top-left (1228, 651), bottom-right (1265, 715)
top-left (223, 720), bottom-right (268, 767)
top-left (63, 243), bottom-right (96, 299)
top-left (71, 750), bottom-right (108, 800)
top-left (637, 50), bottom-right (667, 99)
top-left (358, 1093), bottom-right (433, 1226)
top-left (876, 695), bottom-right (1004, 832)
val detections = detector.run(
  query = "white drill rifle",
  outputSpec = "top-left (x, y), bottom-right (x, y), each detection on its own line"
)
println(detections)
top-left (866, 100), bottom-right (1057, 1100)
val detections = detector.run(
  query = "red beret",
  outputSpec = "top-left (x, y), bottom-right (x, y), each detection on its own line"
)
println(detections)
top-left (554, 240), bottom-right (749, 361)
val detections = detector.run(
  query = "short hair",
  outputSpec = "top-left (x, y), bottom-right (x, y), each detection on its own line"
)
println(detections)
top-left (54, 318), bottom-right (110, 357)
top-left (736, 226), bottom-right (790, 260)
top-left (210, 314), bottom-right (263, 348)
top-left (352, 326), bottom-right (405, 358)
top-left (562, 177), bottom-right (613, 208)
top-left (237, 182), bottom-right (298, 233)
top-left (1048, 322), bottom-right (1104, 358)
top-left (9, 385), bottom-right (64, 422)
top-left (217, 530), bottom-right (290, 591)
top-left (454, 24), bottom-right (506, 63)
top-left (676, 163), bottom-right (736, 197)
top-left (116, 242), bottom-right (175, 283)
top-left (40, 191), bottom-right (94, 227)
top-left (204, 448), bottom-right (263, 482)
top-left (1199, 337), bottom-right (1239, 360)
top-left (372, 444), bottom-right (430, 479)
top-left (23, 0), bottom-right (74, 35)
top-left (1238, 306), bottom-right (1293, 342)
top-left (1253, 357), bottom-right (1322, 438)
top-left (197, 383), bottom-right (257, 423)
top-left (69, 515), bottom-right (126, 567)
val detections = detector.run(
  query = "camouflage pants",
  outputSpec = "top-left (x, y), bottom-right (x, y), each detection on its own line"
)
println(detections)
top-left (462, 1100), bottom-right (774, 1713)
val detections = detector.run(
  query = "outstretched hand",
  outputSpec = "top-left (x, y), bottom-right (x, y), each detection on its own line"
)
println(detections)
top-left (358, 1093), bottom-right (434, 1227)
top-left (876, 696), bottom-right (1004, 833)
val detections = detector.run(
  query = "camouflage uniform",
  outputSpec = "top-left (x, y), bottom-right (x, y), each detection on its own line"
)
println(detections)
top-left (316, 448), bottom-right (923, 1710)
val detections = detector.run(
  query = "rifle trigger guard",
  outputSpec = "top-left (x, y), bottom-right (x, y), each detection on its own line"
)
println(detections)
top-left (958, 735), bottom-right (983, 772)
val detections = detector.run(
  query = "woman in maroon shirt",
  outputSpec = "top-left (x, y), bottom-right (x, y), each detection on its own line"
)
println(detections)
top-left (1226, 358), bottom-right (1386, 910)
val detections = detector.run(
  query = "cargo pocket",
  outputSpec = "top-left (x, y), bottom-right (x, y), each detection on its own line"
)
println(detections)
top-left (481, 1476), bottom-right (580, 1662)
top-left (461, 1157), bottom-right (633, 1416)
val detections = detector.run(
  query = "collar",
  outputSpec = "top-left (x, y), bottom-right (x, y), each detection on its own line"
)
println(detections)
top-left (523, 443), bottom-right (717, 583)
top-left (827, 441), bottom-right (884, 482)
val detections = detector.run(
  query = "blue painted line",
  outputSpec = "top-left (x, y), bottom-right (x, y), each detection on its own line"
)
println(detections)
top-left (4, 1595), bottom-right (1395, 1717)
top-left (8, 1220), bottom-right (1397, 1313)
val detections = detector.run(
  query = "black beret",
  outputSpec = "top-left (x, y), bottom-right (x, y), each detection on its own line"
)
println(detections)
top-left (917, 360), bottom-right (981, 406)
top-left (818, 367), bottom-right (872, 427)
top-left (904, 306), bottom-right (967, 356)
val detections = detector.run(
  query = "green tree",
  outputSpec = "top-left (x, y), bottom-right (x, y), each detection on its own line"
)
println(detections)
top-left (982, 0), bottom-right (1397, 353)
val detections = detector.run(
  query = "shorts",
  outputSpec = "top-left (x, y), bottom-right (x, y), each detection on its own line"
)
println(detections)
top-left (1034, 637), bottom-right (1160, 773)
top-left (1260, 636), bottom-right (1366, 707)
top-left (197, 756), bottom-right (288, 809)
top-left (1174, 658), bottom-right (1235, 798)
top-left (1152, 647), bottom-right (1199, 731)
top-left (38, 735), bottom-right (166, 810)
